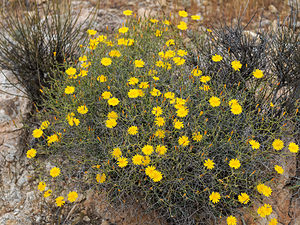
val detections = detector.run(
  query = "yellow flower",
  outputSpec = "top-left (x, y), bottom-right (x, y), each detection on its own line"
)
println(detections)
top-left (117, 157), bottom-right (128, 168)
top-left (253, 69), bottom-right (264, 78)
top-left (209, 96), bottom-right (221, 107)
top-left (165, 50), bottom-right (176, 59)
top-left (142, 145), bottom-right (154, 155)
top-left (249, 139), bottom-right (260, 149)
top-left (229, 99), bottom-right (238, 106)
top-left (192, 132), bottom-right (203, 142)
top-left (65, 67), bottom-right (76, 76)
top-left (109, 50), bottom-right (121, 57)
top-left (128, 126), bottom-right (138, 135)
top-left (150, 19), bottom-right (158, 23)
top-left (77, 105), bottom-right (88, 114)
top-left (191, 15), bottom-right (201, 20)
top-left (32, 128), bottom-right (43, 138)
top-left (178, 136), bottom-right (189, 147)
top-left (55, 196), bottom-right (65, 207)
top-left (40, 120), bottom-right (50, 130)
top-left (178, 10), bottom-right (188, 17)
top-left (128, 77), bottom-right (139, 85)
top-left (231, 60), bottom-right (242, 71)
top-left (155, 117), bottom-right (165, 127)
top-left (145, 166), bottom-right (156, 177)
top-left (231, 103), bottom-right (242, 115)
top-left (151, 170), bottom-right (163, 182)
top-left (270, 102), bottom-right (274, 107)
top-left (204, 159), bottom-right (215, 169)
top-left (44, 189), bottom-right (52, 198)
top-left (155, 129), bottom-right (165, 138)
top-left (107, 111), bottom-right (118, 119)
top-left (274, 165), bottom-right (284, 174)
top-left (164, 92), bottom-right (175, 99)
top-left (112, 147), bottom-right (122, 159)
top-left (123, 10), bottom-right (133, 16)
top-left (288, 142), bottom-right (299, 153)
top-left (101, 57), bottom-right (112, 66)
top-left (199, 85), bottom-right (210, 91)
top-left (227, 215), bottom-right (237, 225)
top-left (268, 218), bottom-right (278, 225)
top-left (238, 193), bottom-right (250, 204)
top-left (106, 119), bottom-right (117, 128)
top-left (176, 107), bottom-right (189, 118)
top-left (87, 29), bottom-right (97, 36)
top-left (47, 134), bottom-right (59, 144)
top-left (96, 173), bottom-right (106, 183)
top-left (177, 49), bottom-right (187, 57)
top-left (257, 204), bottom-right (272, 217)
top-left (79, 55), bottom-right (87, 62)
top-left (174, 120), bottom-right (184, 129)
top-left (102, 91), bottom-right (112, 100)
top-left (177, 21), bottom-right (188, 30)
top-left (68, 191), bottom-right (78, 203)
top-left (26, 148), bottom-right (37, 158)
top-left (50, 167), bottom-right (60, 178)
top-left (134, 59), bottom-right (145, 68)
top-left (272, 139), bottom-right (284, 150)
top-left (163, 20), bottom-right (170, 25)
top-left (173, 57), bottom-right (185, 65)
top-left (139, 82), bottom-right (149, 89)
top-left (150, 88), bottom-right (161, 97)
top-left (209, 192), bottom-right (221, 204)
top-left (192, 68), bottom-right (202, 76)
top-left (229, 158), bottom-right (241, 169)
top-left (142, 156), bottom-right (151, 166)
top-left (200, 76), bottom-right (211, 83)
top-left (257, 183), bottom-right (272, 197)
top-left (166, 39), bottom-right (175, 46)
top-left (97, 75), bottom-right (107, 82)
top-left (155, 30), bottom-right (162, 37)
top-left (212, 54), bottom-right (223, 62)
top-left (156, 145), bottom-right (167, 155)
top-left (38, 181), bottom-right (46, 192)
top-left (128, 89), bottom-right (140, 98)
top-left (108, 97), bottom-right (119, 106)
top-left (65, 86), bottom-right (75, 94)
top-left (119, 26), bottom-right (129, 34)
top-left (132, 154), bottom-right (143, 165)
top-left (152, 76), bottom-right (160, 81)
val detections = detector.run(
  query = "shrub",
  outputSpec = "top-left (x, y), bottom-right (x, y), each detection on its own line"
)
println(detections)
top-left (0, 0), bottom-right (93, 103)
top-left (28, 10), bottom-right (299, 224)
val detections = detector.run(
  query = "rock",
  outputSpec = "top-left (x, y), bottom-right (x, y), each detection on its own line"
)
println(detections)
top-left (83, 215), bottom-right (91, 222)
top-left (268, 4), bottom-right (278, 14)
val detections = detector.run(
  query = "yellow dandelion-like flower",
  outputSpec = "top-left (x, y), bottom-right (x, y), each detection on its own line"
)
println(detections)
top-left (38, 181), bottom-right (46, 192)
top-left (231, 60), bottom-right (242, 71)
top-left (106, 119), bottom-right (117, 128)
top-left (128, 89), bottom-right (140, 98)
top-left (96, 173), bottom-right (106, 183)
top-left (79, 55), bottom-right (87, 62)
top-left (176, 107), bottom-right (189, 118)
top-left (191, 15), bottom-right (201, 20)
top-left (55, 196), bottom-right (65, 207)
top-left (118, 27), bottom-right (129, 34)
top-left (155, 117), bottom-right (165, 127)
top-left (272, 139), bottom-right (284, 151)
top-left (192, 68), bottom-right (202, 76)
top-left (274, 165), bottom-right (284, 174)
top-left (209, 96), bottom-right (221, 107)
top-left (101, 57), bottom-right (112, 66)
top-left (65, 67), bottom-right (76, 76)
top-left (112, 147), bottom-right (122, 159)
top-left (229, 99), bottom-right (238, 106)
top-left (253, 69), bottom-right (264, 78)
top-left (227, 215), bottom-right (237, 225)
top-left (178, 136), bottom-right (189, 147)
top-left (150, 88), bottom-right (161, 97)
top-left (109, 50), bottom-right (121, 57)
top-left (123, 10), bottom-right (133, 16)
top-left (117, 157), bottom-right (128, 168)
top-left (164, 92), bottom-right (175, 99)
top-left (50, 167), bottom-right (60, 178)
top-left (238, 193), bottom-right (250, 204)
top-left (145, 166), bottom-right (156, 176)
top-left (65, 86), bottom-right (75, 94)
top-left (151, 170), bottom-right (163, 182)
top-left (156, 145), bottom-right (167, 155)
top-left (102, 91), bottom-right (112, 100)
top-left (47, 134), bottom-right (59, 145)
top-left (166, 39), bottom-right (175, 46)
top-left (174, 120), bottom-right (184, 129)
top-left (229, 158), bottom-right (241, 169)
top-left (177, 21), bottom-right (188, 30)
top-left (134, 59), bottom-right (145, 68)
top-left (97, 75), bottom-right (107, 82)
top-left (268, 218), bottom-right (278, 225)
top-left (173, 56), bottom-right (186, 65)
top-left (178, 10), bottom-right (188, 17)
top-left (231, 103), bottom-right (242, 115)
top-left (177, 49), bottom-right (187, 57)
top-left (128, 126), bottom-right (138, 135)
top-left (212, 54), bottom-right (223, 62)
top-left (155, 30), bottom-right (162, 37)
top-left (40, 120), bottom-right (50, 130)
top-left (26, 148), bottom-right (37, 159)
top-left (142, 145), bottom-right (154, 155)
top-left (77, 105), bottom-right (88, 114)
top-left (139, 82), bottom-right (149, 89)
top-left (142, 156), bottom-right (151, 166)
top-left (87, 29), bottom-right (97, 36)
top-left (152, 106), bottom-right (163, 116)
top-left (68, 191), bottom-right (78, 203)
top-left (107, 111), bottom-right (118, 119)
top-left (204, 159), bottom-right (215, 169)
top-left (209, 192), bottom-right (221, 204)
top-left (32, 128), bottom-right (43, 138)
top-left (288, 142), bottom-right (299, 153)
top-left (257, 204), bottom-right (272, 217)
top-left (249, 139), bottom-right (260, 149)
top-left (44, 189), bottom-right (52, 198)
top-left (200, 76), bottom-right (211, 83)
top-left (155, 129), bottom-right (165, 138)
top-left (192, 132), bottom-right (203, 142)
top-left (257, 183), bottom-right (272, 197)
top-left (108, 97), bottom-right (119, 106)
top-left (132, 154), bottom-right (143, 165)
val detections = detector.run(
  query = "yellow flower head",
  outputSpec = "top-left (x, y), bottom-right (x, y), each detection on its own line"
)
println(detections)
top-left (55, 196), bottom-right (65, 207)
top-left (229, 158), bottom-right (241, 169)
top-left (155, 117), bottom-right (165, 127)
top-left (274, 165), bottom-right (284, 174)
top-left (156, 145), bottom-right (167, 155)
top-left (231, 60), bottom-right (242, 71)
top-left (238, 193), bottom-right (250, 204)
top-left (128, 126), bottom-right (138, 135)
top-left (109, 50), bottom-right (121, 57)
top-left (155, 129), bottom-right (165, 139)
top-left (50, 167), bottom-right (61, 178)
top-left (117, 157), bottom-right (128, 168)
top-left (200, 76), bottom-right (211, 83)
top-left (128, 77), bottom-right (139, 85)
top-left (268, 218), bottom-right (278, 225)
top-left (145, 165), bottom-right (156, 176)
top-left (257, 204), bottom-right (272, 217)
top-left (231, 103), bottom-right (242, 115)
top-left (150, 19), bottom-right (158, 23)
top-left (227, 215), bottom-right (237, 225)
top-left (209, 96), bottom-right (221, 107)
top-left (119, 27), bottom-right (129, 34)
top-left (249, 139), bottom-right (260, 149)
top-left (150, 88), bottom-right (161, 97)
top-left (173, 57), bottom-right (185, 65)
top-left (65, 67), bottom-right (76, 76)
top-left (212, 54), bottom-right (223, 62)
top-left (139, 82), bottom-right (149, 89)
top-left (26, 148), bottom-right (37, 159)
top-left (257, 183), bottom-right (272, 197)
top-left (112, 147), bottom-right (122, 159)
top-left (77, 105), bottom-right (88, 114)
top-left (191, 15), bottom-right (201, 20)
top-left (253, 69), bottom-right (264, 78)
top-left (40, 120), bottom-right (50, 130)
top-left (177, 21), bottom-right (188, 30)
top-left (178, 10), bottom-right (188, 17)
top-left (209, 192), bottom-right (221, 204)
top-left (178, 135), bottom-right (189, 147)
top-left (176, 107), bottom-right (189, 118)
top-left (107, 111), bottom-right (118, 119)
top-left (155, 30), bottom-right (162, 37)
top-left (151, 170), bottom-right (163, 182)
top-left (101, 57), bottom-right (112, 66)
top-left (102, 91), bottom-right (112, 100)
top-left (272, 139), bottom-right (284, 151)
top-left (174, 120), bottom-right (184, 129)
top-left (79, 55), bottom-right (87, 62)
top-left (38, 181), bottom-right (46, 192)
top-left (123, 10), bottom-right (133, 16)
top-left (67, 191), bottom-right (78, 203)
top-left (192, 132), bottom-right (203, 142)
top-left (132, 154), bottom-right (143, 165)
top-left (164, 92), bottom-right (175, 99)
top-left (44, 189), bottom-right (52, 198)
top-left (87, 29), bottom-right (97, 36)
top-left (65, 86), bottom-right (75, 94)
top-left (192, 68), bottom-right (202, 76)
top-left (96, 173), bottom-right (106, 183)
top-left (288, 142), bottom-right (299, 153)
top-left (47, 134), bottom-right (59, 144)
top-left (32, 128), bottom-right (43, 138)
top-left (107, 97), bottom-right (119, 106)
top-left (134, 59), bottom-right (145, 68)
top-left (97, 75), bottom-right (107, 82)
top-left (106, 119), bottom-right (117, 128)
top-left (128, 89), bottom-right (140, 98)
top-left (204, 158), bottom-right (215, 170)
top-left (142, 145), bottom-right (154, 155)
top-left (166, 39), bottom-right (175, 46)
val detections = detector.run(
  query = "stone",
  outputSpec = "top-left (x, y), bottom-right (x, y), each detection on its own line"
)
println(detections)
top-left (268, 4), bottom-right (278, 14)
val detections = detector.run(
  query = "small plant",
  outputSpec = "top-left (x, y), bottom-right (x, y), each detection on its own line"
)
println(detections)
top-left (27, 9), bottom-right (299, 225)
top-left (0, 0), bottom-right (93, 103)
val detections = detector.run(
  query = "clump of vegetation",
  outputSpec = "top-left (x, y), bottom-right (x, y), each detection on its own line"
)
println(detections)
top-left (0, 0), bottom-right (92, 103)
top-left (26, 9), bottom-right (299, 225)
